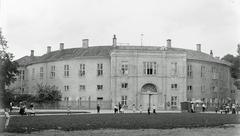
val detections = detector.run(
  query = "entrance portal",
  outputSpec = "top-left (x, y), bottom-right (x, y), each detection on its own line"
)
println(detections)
top-left (141, 83), bottom-right (158, 110)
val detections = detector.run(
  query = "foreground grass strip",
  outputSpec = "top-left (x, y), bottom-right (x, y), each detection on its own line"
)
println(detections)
top-left (0, 113), bottom-right (239, 133)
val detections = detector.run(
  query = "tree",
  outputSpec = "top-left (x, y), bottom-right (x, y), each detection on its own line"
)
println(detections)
top-left (36, 84), bottom-right (62, 104)
top-left (222, 54), bottom-right (240, 79)
top-left (0, 28), bottom-right (19, 107)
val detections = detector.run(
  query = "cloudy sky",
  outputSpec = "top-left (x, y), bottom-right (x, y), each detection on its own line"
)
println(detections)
top-left (0, 0), bottom-right (239, 59)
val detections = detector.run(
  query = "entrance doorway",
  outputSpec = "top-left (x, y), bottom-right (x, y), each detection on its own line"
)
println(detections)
top-left (141, 83), bottom-right (158, 110)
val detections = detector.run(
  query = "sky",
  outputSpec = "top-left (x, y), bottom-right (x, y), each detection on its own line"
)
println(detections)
top-left (0, 0), bottom-right (240, 59)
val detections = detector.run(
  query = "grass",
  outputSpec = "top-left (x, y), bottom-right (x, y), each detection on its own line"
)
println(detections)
top-left (0, 113), bottom-right (239, 133)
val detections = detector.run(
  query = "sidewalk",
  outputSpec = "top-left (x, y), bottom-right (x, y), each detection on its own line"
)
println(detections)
top-left (0, 108), bottom-right (226, 117)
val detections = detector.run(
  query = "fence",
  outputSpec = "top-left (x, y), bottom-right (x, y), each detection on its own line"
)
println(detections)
top-left (35, 100), bottom-right (112, 110)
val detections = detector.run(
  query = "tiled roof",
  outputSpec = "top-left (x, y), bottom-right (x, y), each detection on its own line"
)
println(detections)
top-left (30, 46), bottom-right (113, 64)
top-left (16, 56), bottom-right (40, 66)
top-left (169, 48), bottom-right (231, 66)
top-left (15, 45), bottom-right (231, 66)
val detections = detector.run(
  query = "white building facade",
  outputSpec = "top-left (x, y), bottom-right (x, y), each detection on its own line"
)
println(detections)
top-left (11, 37), bottom-right (232, 110)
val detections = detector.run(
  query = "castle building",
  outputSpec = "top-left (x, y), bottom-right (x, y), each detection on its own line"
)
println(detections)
top-left (10, 36), bottom-right (232, 110)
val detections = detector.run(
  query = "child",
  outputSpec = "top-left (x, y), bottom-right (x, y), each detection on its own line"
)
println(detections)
top-left (4, 108), bottom-right (10, 129)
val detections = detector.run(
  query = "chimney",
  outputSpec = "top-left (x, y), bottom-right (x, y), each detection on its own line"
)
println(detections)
top-left (60, 43), bottom-right (64, 50)
top-left (167, 39), bottom-right (171, 48)
top-left (47, 46), bottom-right (51, 53)
top-left (82, 39), bottom-right (89, 48)
top-left (113, 34), bottom-right (117, 47)
top-left (30, 50), bottom-right (34, 57)
top-left (210, 50), bottom-right (213, 56)
top-left (196, 44), bottom-right (201, 52)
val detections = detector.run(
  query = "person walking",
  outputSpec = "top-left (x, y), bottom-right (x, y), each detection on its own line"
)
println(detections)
top-left (97, 104), bottom-right (100, 113)
top-left (4, 108), bottom-right (10, 129)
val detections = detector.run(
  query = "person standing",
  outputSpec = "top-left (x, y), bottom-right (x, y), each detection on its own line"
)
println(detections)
top-left (226, 104), bottom-right (230, 114)
top-left (132, 104), bottom-right (136, 113)
top-left (4, 108), bottom-right (10, 129)
top-left (114, 105), bottom-right (118, 114)
top-left (118, 103), bottom-right (122, 113)
top-left (19, 102), bottom-right (26, 115)
top-left (9, 102), bottom-right (13, 112)
top-left (215, 106), bottom-right (218, 113)
top-left (139, 105), bottom-right (142, 114)
top-left (67, 105), bottom-right (71, 115)
top-left (147, 107), bottom-right (150, 115)
top-left (237, 104), bottom-right (239, 114)
top-left (152, 104), bottom-right (156, 114)
top-left (29, 103), bottom-right (35, 116)
top-left (232, 104), bottom-right (236, 114)
top-left (191, 103), bottom-right (195, 113)
top-left (202, 103), bottom-right (206, 112)
top-left (97, 104), bottom-right (100, 113)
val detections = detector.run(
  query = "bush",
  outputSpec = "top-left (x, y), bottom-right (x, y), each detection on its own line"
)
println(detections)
top-left (36, 83), bottom-right (62, 104)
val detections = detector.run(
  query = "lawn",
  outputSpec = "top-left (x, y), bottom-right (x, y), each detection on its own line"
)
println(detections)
top-left (0, 113), bottom-right (239, 133)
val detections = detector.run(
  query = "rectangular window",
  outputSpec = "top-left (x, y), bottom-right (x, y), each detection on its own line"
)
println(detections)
top-left (40, 67), bottom-right (44, 79)
top-left (121, 95), bottom-right (127, 105)
top-left (79, 64), bottom-right (85, 77)
top-left (171, 62), bottom-right (177, 75)
top-left (79, 85), bottom-right (86, 91)
top-left (187, 65), bottom-right (193, 78)
top-left (201, 85), bottom-right (205, 92)
top-left (97, 97), bottom-right (103, 100)
top-left (64, 85), bottom-right (69, 91)
top-left (64, 97), bottom-right (69, 101)
top-left (50, 66), bottom-right (55, 79)
top-left (187, 85), bottom-right (192, 92)
top-left (171, 96), bottom-right (177, 106)
top-left (121, 62), bottom-right (128, 75)
top-left (212, 66), bottom-right (216, 73)
top-left (121, 83), bottom-right (128, 89)
top-left (64, 65), bottom-right (69, 77)
top-left (97, 63), bottom-right (103, 76)
top-left (171, 84), bottom-right (178, 90)
top-left (143, 62), bottom-right (157, 75)
top-left (201, 66), bottom-right (205, 78)
top-left (211, 86), bottom-right (216, 92)
top-left (32, 68), bottom-right (35, 80)
top-left (97, 85), bottom-right (103, 91)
